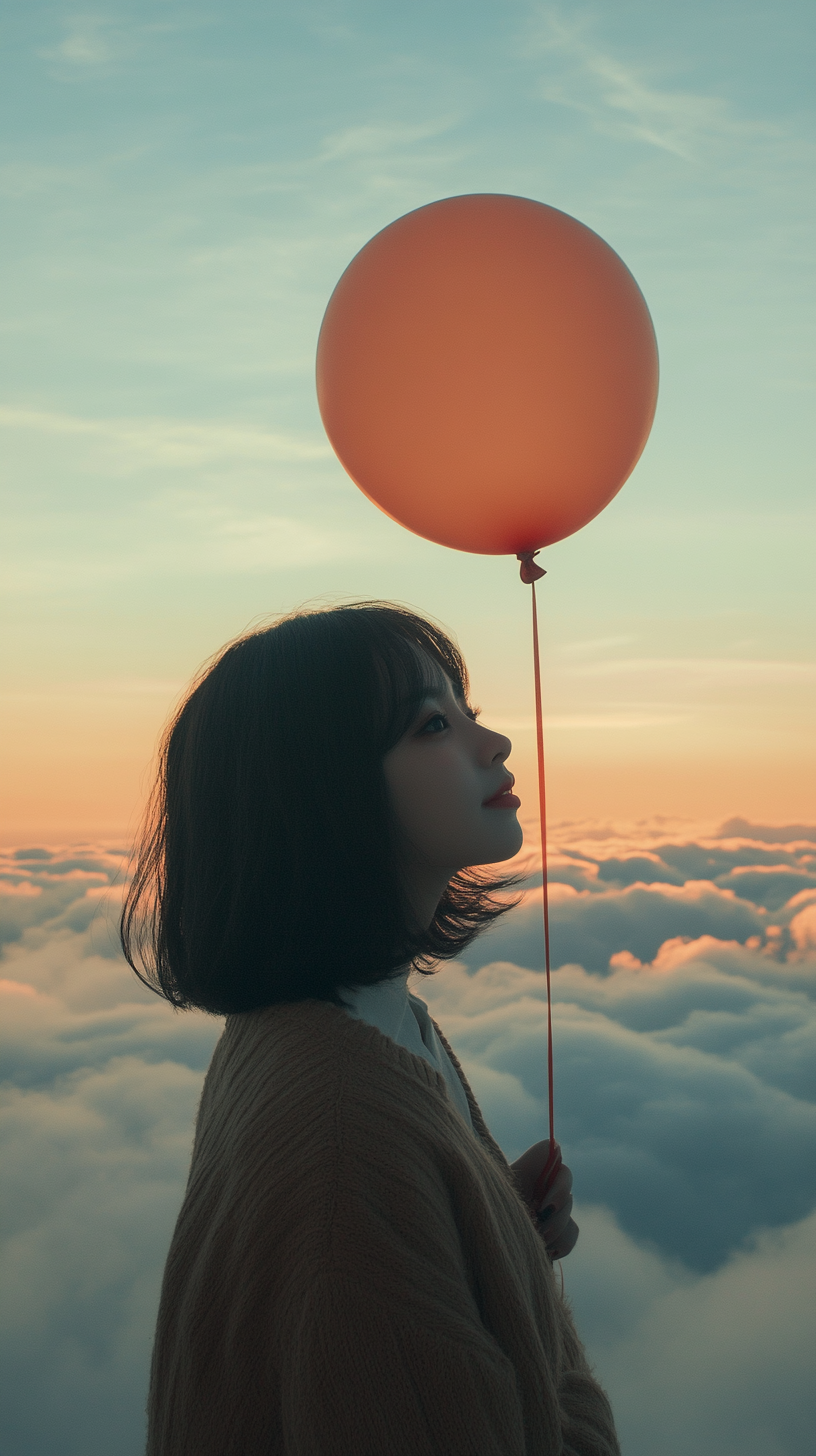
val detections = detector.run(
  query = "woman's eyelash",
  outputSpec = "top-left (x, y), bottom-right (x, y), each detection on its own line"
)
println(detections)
top-left (417, 704), bottom-right (480, 735)
top-left (418, 712), bottom-right (450, 734)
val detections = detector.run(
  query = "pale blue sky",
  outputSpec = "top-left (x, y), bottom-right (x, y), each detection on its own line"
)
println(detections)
top-left (1, 0), bottom-right (813, 833)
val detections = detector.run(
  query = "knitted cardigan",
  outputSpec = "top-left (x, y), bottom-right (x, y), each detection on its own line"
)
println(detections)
top-left (146, 998), bottom-right (619, 1455)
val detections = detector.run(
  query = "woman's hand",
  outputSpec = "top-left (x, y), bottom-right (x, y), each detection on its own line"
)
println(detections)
top-left (509, 1140), bottom-right (579, 1261)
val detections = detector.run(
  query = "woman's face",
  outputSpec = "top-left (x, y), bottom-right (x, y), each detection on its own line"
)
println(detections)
top-left (383, 663), bottom-right (523, 918)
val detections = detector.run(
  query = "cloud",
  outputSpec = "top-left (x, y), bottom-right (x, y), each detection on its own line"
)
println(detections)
top-left (319, 118), bottom-right (459, 161)
top-left (720, 817), bottom-right (816, 845)
top-left (595, 853), bottom-right (684, 886)
top-left (566, 1204), bottom-right (816, 1456)
top-left (490, 711), bottom-right (691, 732)
top-left (712, 865), bottom-right (816, 912)
top-left (567, 656), bottom-right (816, 684)
top-left (558, 635), bottom-right (636, 658)
top-left (42, 14), bottom-right (120, 67)
top-left (0, 403), bottom-right (372, 592)
top-left (1, 678), bottom-right (184, 710)
top-left (39, 12), bottom-right (190, 73)
top-left (1, 826), bottom-right (814, 1453)
top-left (790, 900), bottom-right (816, 955)
top-left (0, 162), bottom-right (96, 199)
top-left (528, 9), bottom-right (778, 161)
top-left (465, 878), bottom-right (768, 973)
top-left (0, 407), bottom-right (331, 469)
top-left (0, 1055), bottom-right (206, 1456)
top-left (0, 851), bottom-right (119, 950)
top-left (1, 511), bottom-right (371, 595)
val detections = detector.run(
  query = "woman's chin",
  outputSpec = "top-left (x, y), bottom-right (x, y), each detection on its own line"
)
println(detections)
top-left (483, 820), bottom-right (525, 864)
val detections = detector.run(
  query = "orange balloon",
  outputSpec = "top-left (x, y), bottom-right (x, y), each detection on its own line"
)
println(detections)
top-left (316, 194), bottom-right (658, 555)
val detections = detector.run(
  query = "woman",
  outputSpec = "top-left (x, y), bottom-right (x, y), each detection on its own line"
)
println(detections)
top-left (122, 602), bottom-right (618, 1456)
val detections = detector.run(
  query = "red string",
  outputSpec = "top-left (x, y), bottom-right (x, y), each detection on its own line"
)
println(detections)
top-left (529, 576), bottom-right (556, 1152)
top-left (518, 552), bottom-right (560, 1211)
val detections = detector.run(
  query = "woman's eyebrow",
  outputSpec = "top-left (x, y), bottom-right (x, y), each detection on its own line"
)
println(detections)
top-left (403, 676), bottom-right (450, 705)
top-left (402, 689), bottom-right (445, 717)
top-left (396, 665), bottom-right (467, 719)
top-left (394, 688), bottom-right (448, 731)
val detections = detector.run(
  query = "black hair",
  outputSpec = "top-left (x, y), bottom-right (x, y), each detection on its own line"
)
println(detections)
top-left (120, 602), bottom-right (519, 1014)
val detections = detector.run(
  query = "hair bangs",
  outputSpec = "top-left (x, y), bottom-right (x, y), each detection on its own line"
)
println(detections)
top-left (369, 612), bottom-right (470, 754)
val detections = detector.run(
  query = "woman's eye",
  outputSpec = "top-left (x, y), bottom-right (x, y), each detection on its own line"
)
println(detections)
top-left (418, 713), bottom-right (449, 735)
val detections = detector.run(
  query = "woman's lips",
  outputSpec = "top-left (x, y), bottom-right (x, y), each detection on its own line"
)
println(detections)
top-left (483, 777), bottom-right (521, 810)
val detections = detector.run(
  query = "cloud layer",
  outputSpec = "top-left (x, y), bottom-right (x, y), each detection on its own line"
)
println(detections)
top-left (1, 821), bottom-right (815, 1455)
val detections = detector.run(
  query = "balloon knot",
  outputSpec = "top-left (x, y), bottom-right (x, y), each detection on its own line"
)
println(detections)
top-left (517, 551), bottom-right (547, 584)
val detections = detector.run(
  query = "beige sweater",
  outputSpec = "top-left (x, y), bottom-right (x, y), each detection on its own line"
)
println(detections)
top-left (147, 999), bottom-right (619, 1455)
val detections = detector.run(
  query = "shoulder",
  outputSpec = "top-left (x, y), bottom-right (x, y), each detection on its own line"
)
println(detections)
top-left (210, 996), bottom-right (452, 1111)
top-left (181, 998), bottom-right (517, 1272)
top-left (193, 997), bottom-right (473, 1182)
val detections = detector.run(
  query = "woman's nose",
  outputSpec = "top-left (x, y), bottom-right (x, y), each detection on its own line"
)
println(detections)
top-left (478, 723), bottom-right (512, 763)
top-left (493, 733), bottom-right (512, 763)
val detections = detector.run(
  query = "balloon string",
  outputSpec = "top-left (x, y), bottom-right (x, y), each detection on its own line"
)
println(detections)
top-left (529, 576), bottom-right (556, 1150)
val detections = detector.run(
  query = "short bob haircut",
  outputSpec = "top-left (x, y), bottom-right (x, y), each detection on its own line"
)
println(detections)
top-left (121, 602), bottom-right (519, 1014)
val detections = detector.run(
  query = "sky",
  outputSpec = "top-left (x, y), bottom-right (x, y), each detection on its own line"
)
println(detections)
top-left (1, 2), bottom-right (815, 1453)
top-left (1, 0), bottom-right (814, 838)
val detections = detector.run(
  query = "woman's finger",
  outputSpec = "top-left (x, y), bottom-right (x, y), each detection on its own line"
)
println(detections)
top-left (511, 1139), bottom-right (556, 1205)
top-left (536, 1194), bottom-right (574, 1248)
top-left (547, 1217), bottom-right (580, 1261)
top-left (534, 1162), bottom-right (572, 1216)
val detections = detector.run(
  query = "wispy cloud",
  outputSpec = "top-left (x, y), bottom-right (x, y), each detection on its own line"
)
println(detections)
top-left (489, 711), bottom-right (690, 732)
top-left (0, 162), bottom-right (96, 198)
top-left (528, 9), bottom-right (778, 160)
top-left (319, 117), bottom-right (459, 162)
top-left (0, 679), bottom-right (184, 704)
top-left (39, 11), bottom-right (194, 72)
top-left (164, 504), bottom-right (372, 573)
top-left (568, 657), bottom-right (816, 683)
top-left (42, 13), bottom-right (118, 66)
top-left (0, 407), bottom-right (331, 469)
top-left (558, 636), bottom-right (637, 658)
top-left (0, 509), bottom-right (368, 595)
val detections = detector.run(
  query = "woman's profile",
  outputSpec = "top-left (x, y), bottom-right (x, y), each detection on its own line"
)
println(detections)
top-left (122, 601), bottom-right (619, 1455)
